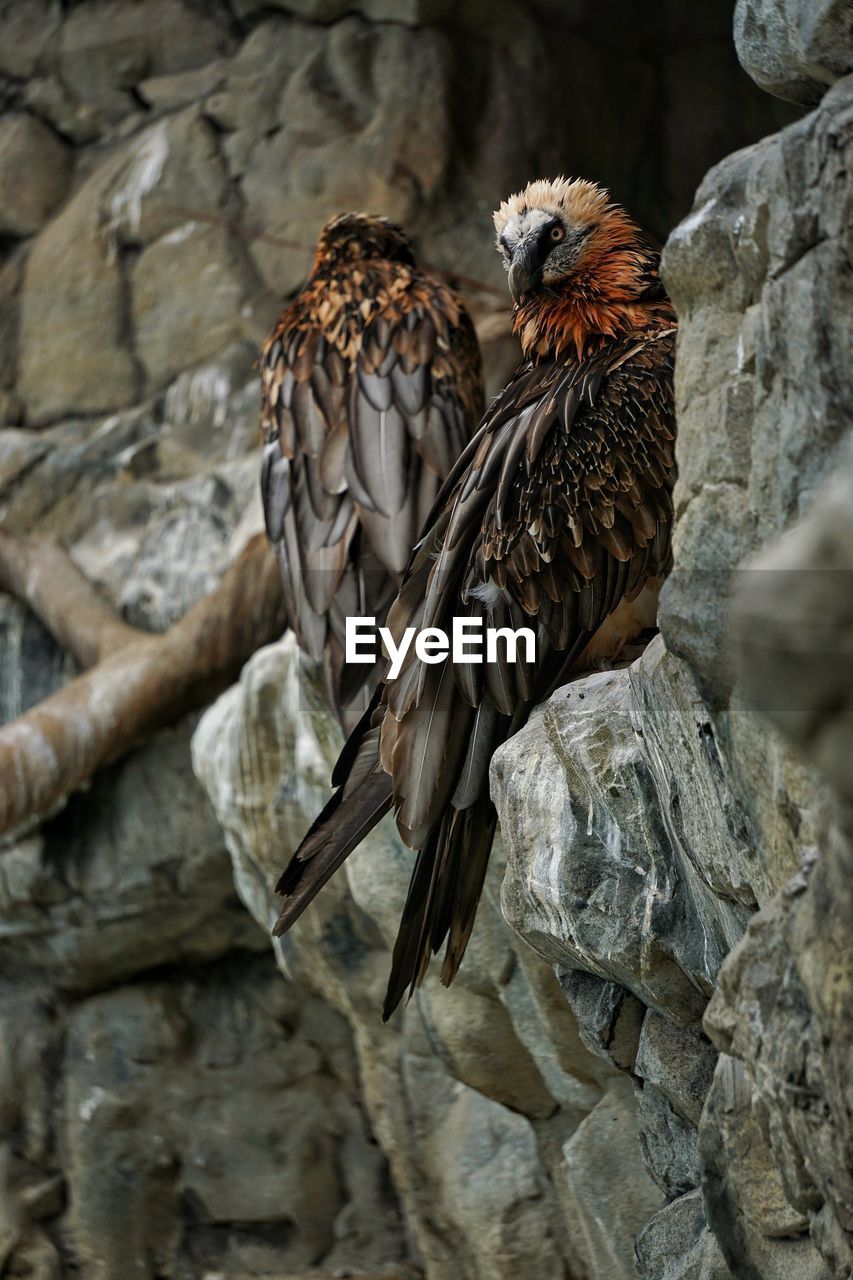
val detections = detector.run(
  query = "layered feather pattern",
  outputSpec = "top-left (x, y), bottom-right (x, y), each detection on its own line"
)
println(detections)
top-left (260, 213), bottom-right (483, 731)
top-left (272, 184), bottom-right (678, 1020)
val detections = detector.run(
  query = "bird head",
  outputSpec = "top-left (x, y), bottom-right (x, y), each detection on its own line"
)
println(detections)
top-left (315, 213), bottom-right (416, 270)
top-left (493, 177), bottom-right (667, 359)
top-left (494, 177), bottom-right (636, 303)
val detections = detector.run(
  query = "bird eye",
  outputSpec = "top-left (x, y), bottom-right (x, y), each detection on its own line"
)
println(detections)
top-left (549, 225), bottom-right (566, 243)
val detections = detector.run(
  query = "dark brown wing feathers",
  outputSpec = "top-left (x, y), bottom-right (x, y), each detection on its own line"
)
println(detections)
top-left (275, 315), bottom-right (676, 1017)
top-left (260, 232), bottom-right (484, 731)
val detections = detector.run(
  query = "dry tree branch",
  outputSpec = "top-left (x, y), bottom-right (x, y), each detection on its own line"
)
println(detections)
top-left (0, 531), bottom-right (285, 841)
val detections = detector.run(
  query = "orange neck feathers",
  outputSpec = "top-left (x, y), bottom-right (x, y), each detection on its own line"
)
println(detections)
top-left (513, 212), bottom-right (674, 363)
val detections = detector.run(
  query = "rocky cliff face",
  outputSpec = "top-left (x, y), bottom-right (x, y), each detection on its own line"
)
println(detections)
top-left (0, 1), bottom-right (848, 1278)
top-left (494, 3), bottom-right (853, 1275)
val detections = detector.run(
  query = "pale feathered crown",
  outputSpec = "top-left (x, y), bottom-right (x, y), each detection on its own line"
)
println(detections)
top-left (493, 176), bottom-right (613, 240)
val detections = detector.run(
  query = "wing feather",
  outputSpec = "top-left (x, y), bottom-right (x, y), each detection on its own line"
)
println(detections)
top-left (259, 252), bottom-right (484, 733)
top-left (274, 323), bottom-right (677, 1014)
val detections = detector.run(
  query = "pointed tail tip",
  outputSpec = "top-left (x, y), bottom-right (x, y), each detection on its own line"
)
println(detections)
top-left (271, 888), bottom-right (299, 938)
top-left (381, 976), bottom-right (407, 1024)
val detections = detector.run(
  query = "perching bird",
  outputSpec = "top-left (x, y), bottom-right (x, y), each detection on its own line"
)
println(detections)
top-left (273, 178), bottom-right (677, 1017)
top-left (260, 212), bottom-right (484, 731)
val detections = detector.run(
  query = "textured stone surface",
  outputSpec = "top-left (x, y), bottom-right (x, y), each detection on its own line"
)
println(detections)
top-left (0, 721), bottom-right (268, 989)
top-left (636, 1191), bottom-right (731, 1280)
top-left (494, 638), bottom-right (752, 1024)
top-left (491, 32), bottom-right (852, 1280)
top-left (561, 1077), bottom-right (663, 1280)
top-left (55, 0), bottom-right (233, 123)
top-left (0, 626), bottom-right (406, 1277)
top-left (659, 77), bottom-right (853, 707)
top-left (701, 821), bottom-right (853, 1278)
top-left (650, 43), bottom-right (852, 1277)
top-left (0, 0), bottom-right (62, 79)
top-left (734, 0), bottom-right (853, 105)
top-left (60, 964), bottom-right (402, 1278)
top-left (191, 634), bottom-right (657, 1280)
top-left (731, 449), bottom-right (853, 806)
top-left (0, 958), bottom-right (406, 1280)
top-left (0, 114), bottom-right (72, 237)
top-left (131, 221), bottom-right (256, 389)
top-left (5, 1), bottom-right (791, 428)
top-left (17, 176), bottom-right (140, 424)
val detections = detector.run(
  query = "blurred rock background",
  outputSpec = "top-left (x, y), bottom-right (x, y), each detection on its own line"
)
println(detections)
top-left (1, 0), bottom-right (849, 1278)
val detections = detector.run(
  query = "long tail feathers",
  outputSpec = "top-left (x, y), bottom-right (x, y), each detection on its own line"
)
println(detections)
top-left (382, 795), bottom-right (497, 1021)
top-left (275, 720), bottom-right (497, 1023)
top-left (273, 760), bottom-right (392, 937)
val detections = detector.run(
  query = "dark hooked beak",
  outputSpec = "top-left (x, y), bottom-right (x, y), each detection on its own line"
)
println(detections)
top-left (507, 237), bottom-right (541, 304)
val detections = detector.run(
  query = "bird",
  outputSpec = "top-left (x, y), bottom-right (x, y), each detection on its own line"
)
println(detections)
top-left (272, 178), bottom-right (677, 1019)
top-left (260, 212), bottom-right (484, 731)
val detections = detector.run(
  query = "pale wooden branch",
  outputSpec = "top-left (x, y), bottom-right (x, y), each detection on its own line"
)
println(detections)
top-left (0, 529), bottom-right (139, 666)
top-left (0, 532), bottom-right (285, 840)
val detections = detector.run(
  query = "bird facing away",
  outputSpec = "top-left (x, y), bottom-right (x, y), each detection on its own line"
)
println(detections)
top-left (260, 212), bottom-right (484, 731)
top-left (273, 179), bottom-right (677, 1019)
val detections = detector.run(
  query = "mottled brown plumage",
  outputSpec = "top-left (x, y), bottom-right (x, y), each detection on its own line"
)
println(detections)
top-left (260, 212), bottom-right (484, 730)
top-left (274, 180), bottom-right (677, 1019)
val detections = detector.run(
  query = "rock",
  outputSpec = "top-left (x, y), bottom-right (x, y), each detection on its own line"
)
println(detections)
top-left (102, 108), bottom-right (231, 250)
top-left (17, 180), bottom-right (139, 425)
top-left (0, 254), bottom-right (23, 398)
top-left (130, 221), bottom-right (257, 390)
top-left (137, 60), bottom-right (227, 113)
top-left (70, 456), bottom-right (262, 629)
top-left (651, 54), bottom-right (853, 1277)
top-left (240, 17), bottom-right (451, 295)
top-left (494, 638), bottom-right (752, 1028)
top-left (22, 76), bottom-right (103, 144)
top-left (55, 0), bottom-right (233, 122)
top-left (731, 452), bottom-right (853, 805)
top-left (39, 960), bottom-right (401, 1278)
top-left (635, 1191), bottom-right (732, 1280)
top-left (734, 0), bottom-right (853, 105)
top-left (699, 1055), bottom-right (828, 1279)
top-left (191, 634), bottom-right (659, 1280)
top-left (231, 0), bottom-right (449, 22)
top-left (0, 595), bottom-right (75, 725)
top-left (16, 103), bottom-right (255, 422)
top-left (562, 1078), bottom-right (663, 1280)
top-left (634, 1080), bottom-right (701, 1199)
top-left (1, 409), bottom-right (163, 536)
top-left (0, 0), bottom-right (61, 79)
top-left (635, 1012), bottom-right (717, 1127)
top-left (0, 721), bottom-right (267, 991)
top-left (0, 430), bottom-right (49, 510)
top-left (403, 1051), bottom-right (568, 1280)
top-left (413, 980), bottom-right (558, 1120)
top-left (160, 341), bottom-right (264, 468)
top-left (556, 970), bottom-right (646, 1074)
top-left (702, 827), bottom-right (853, 1278)
top-left (204, 17), bottom-right (324, 140)
top-left (0, 114), bottom-right (73, 237)
top-left (659, 77), bottom-right (853, 706)
top-left (633, 1014), bottom-right (717, 1200)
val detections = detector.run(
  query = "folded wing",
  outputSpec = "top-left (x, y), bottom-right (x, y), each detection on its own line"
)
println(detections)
top-left (260, 274), bottom-right (483, 730)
